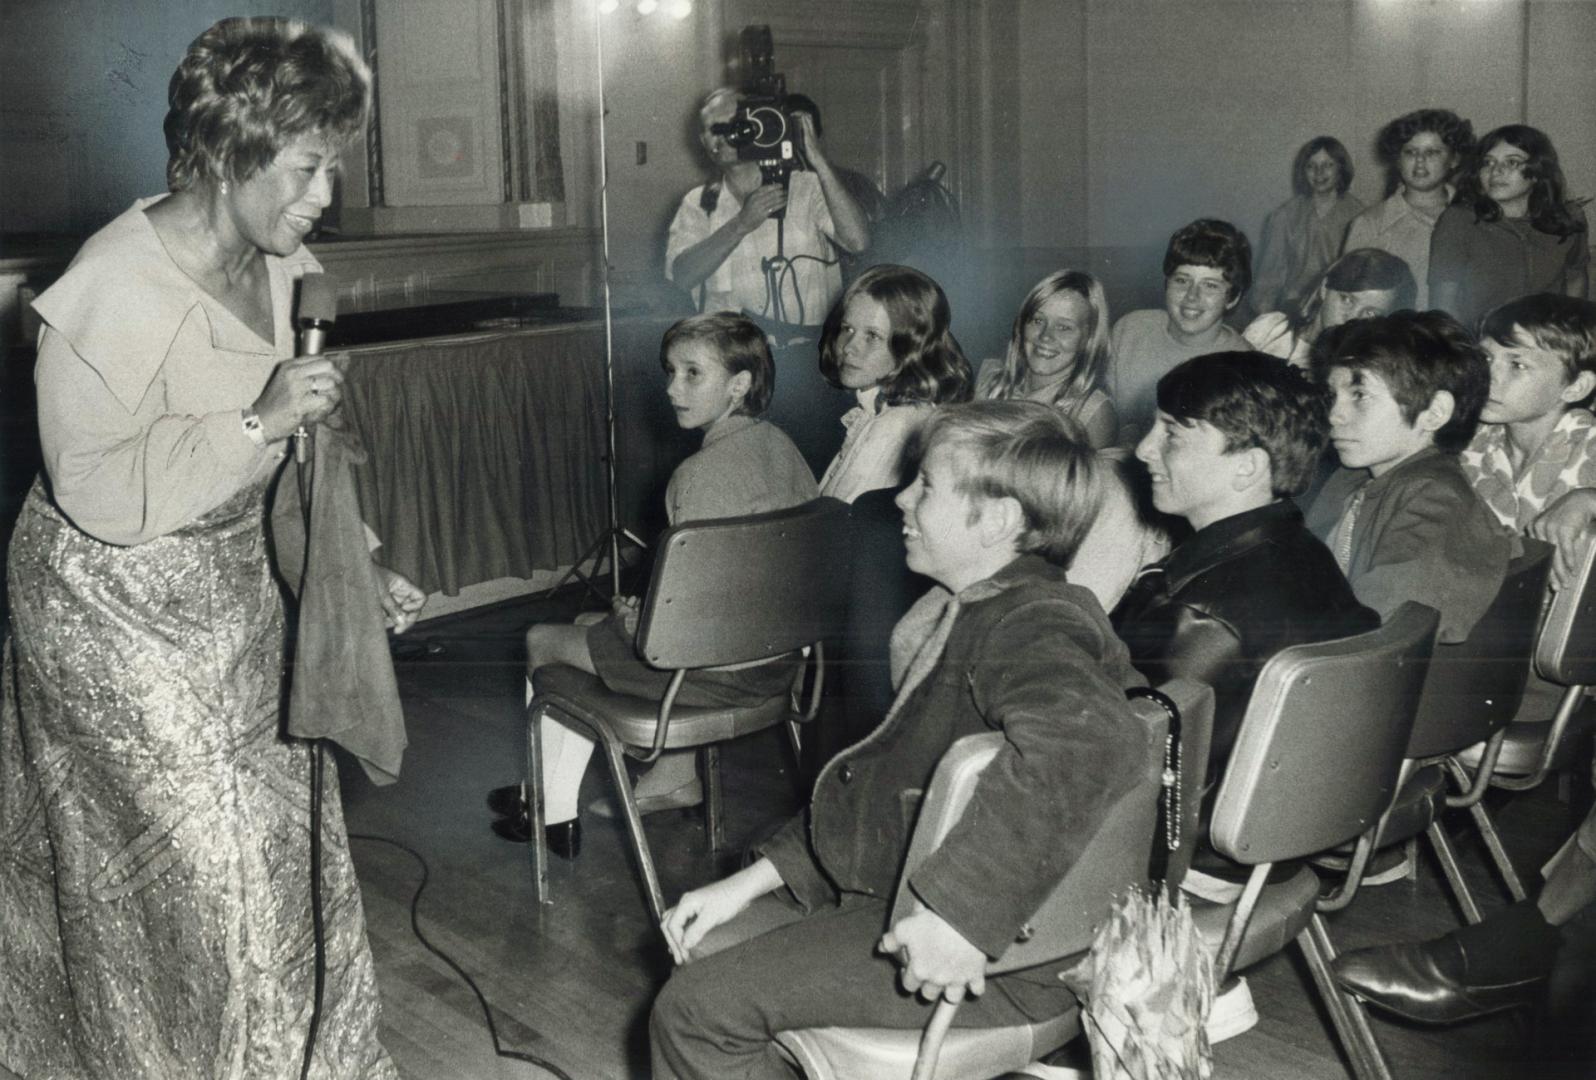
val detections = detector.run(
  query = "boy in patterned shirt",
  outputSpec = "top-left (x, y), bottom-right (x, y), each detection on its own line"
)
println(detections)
top-left (1461, 293), bottom-right (1596, 587)
top-left (1460, 293), bottom-right (1596, 722)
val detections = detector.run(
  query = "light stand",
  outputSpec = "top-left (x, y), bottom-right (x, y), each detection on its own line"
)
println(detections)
top-left (546, 1), bottom-right (648, 602)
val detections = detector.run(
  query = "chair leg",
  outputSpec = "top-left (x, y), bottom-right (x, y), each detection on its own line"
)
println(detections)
top-left (526, 702), bottom-right (551, 906)
top-left (702, 744), bottom-right (725, 854)
top-left (1466, 800), bottom-right (1528, 902)
top-left (595, 728), bottom-right (667, 922)
top-left (1300, 915), bottom-right (1393, 1080)
top-left (1426, 820), bottom-right (1484, 925)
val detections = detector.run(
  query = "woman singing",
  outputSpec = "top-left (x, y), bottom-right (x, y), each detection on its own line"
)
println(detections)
top-left (0, 18), bottom-right (417, 1077)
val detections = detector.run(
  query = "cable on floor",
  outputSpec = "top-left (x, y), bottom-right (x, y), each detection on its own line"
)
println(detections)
top-left (350, 833), bottom-right (578, 1080)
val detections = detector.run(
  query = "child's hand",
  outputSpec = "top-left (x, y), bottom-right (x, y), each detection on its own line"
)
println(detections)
top-left (612, 594), bottom-right (641, 636)
top-left (1528, 489), bottom-right (1596, 590)
top-left (659, 858), bottom-right (782, 965)
top-left (879, 909), bottom-right (987, 1003)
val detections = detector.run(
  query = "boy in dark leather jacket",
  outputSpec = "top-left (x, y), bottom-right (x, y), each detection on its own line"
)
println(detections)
top-left (1112, 350), bottom-right (1380, 1042)
top-left (1115, 351), bottom-right (1378, 784)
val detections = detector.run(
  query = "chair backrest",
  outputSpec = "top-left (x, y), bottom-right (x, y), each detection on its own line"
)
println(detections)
top-left (1406, 542), bottom-right (1552, 758)
top-left (636, 497), bottom-right (853, 669)
top-left (1209, 602), bottom-right (1438, 866)
top-left (888, 678), bottom-right (1213, 975)
top-left (1536, 534), bottom-right (1596, 687)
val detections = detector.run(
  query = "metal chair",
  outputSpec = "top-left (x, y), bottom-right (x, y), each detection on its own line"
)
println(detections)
top-left (773, 678), bottom-right (1215, 1080)
top-left (1190, 602), bottom-right (1438, 1080)
top-left (524, 497), bottom-right (852, 921)
top-left (1451, 534), bottom-right (1596, 891)
top-left (1318, 544), bottom-right (1552, 921)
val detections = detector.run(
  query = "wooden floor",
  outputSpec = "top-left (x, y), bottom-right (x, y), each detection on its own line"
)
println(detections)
top-left (340, 595), bottom-right (1590, 1080)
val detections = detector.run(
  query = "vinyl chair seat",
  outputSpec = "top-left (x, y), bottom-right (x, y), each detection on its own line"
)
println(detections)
top-left (1191, 865), bottom-right (1320, 972)
top-left (533, 664), bottom-right (793, 749)
top-left (1320, 763), bottom-right (1448, 860)
top-left (1456, 710), bottom-right (1594, 777)
top-left (776, 1010), bottom-right (1082, 1080)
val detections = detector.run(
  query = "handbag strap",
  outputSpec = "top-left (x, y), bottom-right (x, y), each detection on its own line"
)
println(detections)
top-left (1125, 685), bottom-right (1183, 885)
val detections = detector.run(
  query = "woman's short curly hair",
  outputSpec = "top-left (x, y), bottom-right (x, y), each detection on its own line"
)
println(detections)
top-left (164, 17), bottom-right (370, 191)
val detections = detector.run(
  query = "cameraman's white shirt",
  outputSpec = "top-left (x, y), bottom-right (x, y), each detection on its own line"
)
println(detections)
top-left (666, 170), bottom-right (841, 327)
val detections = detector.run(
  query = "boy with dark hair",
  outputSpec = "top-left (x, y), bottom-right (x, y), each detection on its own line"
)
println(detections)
top-left (1306, 310), bottom-right (1512, 644)
top-left (1343, 108), bottom-right (1475, 308)
top-left (649, 401), bottom-right (1151, 1079)
top-left (1117, 352), bottom-right (1377, 775)
top-left (1109, 219), bottom-right (1254, 445)
top-left (1113, 351), bottom-right (1378, 1040)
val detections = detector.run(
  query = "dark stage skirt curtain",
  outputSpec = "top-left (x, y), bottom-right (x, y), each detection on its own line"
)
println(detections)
top-left (340, 327), bottom-right (608, 596)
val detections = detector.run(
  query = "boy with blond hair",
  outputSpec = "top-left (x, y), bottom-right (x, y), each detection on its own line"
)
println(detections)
top-left (649, 401), bottom-right (1150, 1080)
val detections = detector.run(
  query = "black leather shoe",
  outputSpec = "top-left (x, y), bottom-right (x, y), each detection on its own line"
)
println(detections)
top-left (543, 819), bottom-right (581, 860)
top-left (490, 809), bottom-right (582, 860)
top-left (1332, 937), bottom-right (1546, 1024)
top-left (486, 784), bottom-right (524, 817)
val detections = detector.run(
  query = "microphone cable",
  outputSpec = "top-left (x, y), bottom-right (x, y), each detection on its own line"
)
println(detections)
top-left (349, 833), bottom-right (579, 1080)
top-left (300, 742), bottom-right (328, 1080)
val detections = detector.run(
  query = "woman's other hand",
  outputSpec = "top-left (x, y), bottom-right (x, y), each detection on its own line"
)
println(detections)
top-left (253, 355), bottom-right (346, 441)
top-left (373, 564), bottom-right (426, 633)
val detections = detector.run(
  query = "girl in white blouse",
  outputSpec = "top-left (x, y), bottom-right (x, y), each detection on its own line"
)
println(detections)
top-left (816, 264), bottom-right (972, 502)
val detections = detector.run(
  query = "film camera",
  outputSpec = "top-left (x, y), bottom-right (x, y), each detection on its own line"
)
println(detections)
top-left (710, 26), bottom-right (800, 186)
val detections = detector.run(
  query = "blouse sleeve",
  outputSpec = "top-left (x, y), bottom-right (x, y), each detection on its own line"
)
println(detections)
top-left (34, 322), bottom-right (267, 546)
top-left (818, 405), bottom-right (924, 504)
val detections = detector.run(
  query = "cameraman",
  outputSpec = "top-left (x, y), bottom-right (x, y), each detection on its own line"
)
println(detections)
top-left (666, 87), bottom-right (870, 330)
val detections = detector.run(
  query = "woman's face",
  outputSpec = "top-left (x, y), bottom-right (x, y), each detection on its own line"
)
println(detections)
top-left (223, 133), bottom-right (339, 256)
top-left (835, 294), bottom-right (898, 390)
top-left (1022, 290), bottom-right (1091, 380)
top-left (1304, 150), bottom-right (1340, 196)
top-left (1397, 131), bottom-right (1454, 195)
top-left (1320, 286), bottom-right (1403, 330)
top-left (1480, 140), bottom-right (1534, 216)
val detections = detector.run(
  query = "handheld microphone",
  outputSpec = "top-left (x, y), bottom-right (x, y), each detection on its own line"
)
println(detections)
top-left (294, 273), bottom-right (338, 464)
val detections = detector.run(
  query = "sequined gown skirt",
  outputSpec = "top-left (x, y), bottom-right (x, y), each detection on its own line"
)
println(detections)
top-left (0, 479), bottom-right (394, 1079)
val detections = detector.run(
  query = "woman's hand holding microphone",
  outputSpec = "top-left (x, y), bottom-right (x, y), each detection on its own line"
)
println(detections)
top-left (252, 355), bottom-right (347, 442)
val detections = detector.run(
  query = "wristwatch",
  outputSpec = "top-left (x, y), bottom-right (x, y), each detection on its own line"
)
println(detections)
top-left (241, 408), bottom-right (268, 448)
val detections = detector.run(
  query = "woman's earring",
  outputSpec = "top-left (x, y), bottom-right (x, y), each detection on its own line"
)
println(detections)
top-left (220, 180), bottom-right (229, 196)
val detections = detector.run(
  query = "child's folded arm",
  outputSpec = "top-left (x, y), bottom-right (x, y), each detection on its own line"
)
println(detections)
top-left (905, 600), bottom-right (1148, 959)
top-left (1529, 488), bottom-right (1596, 590)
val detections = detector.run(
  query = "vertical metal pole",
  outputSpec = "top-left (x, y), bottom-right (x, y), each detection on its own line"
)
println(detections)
top-left (594, 4), bottom-right (624, 597)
